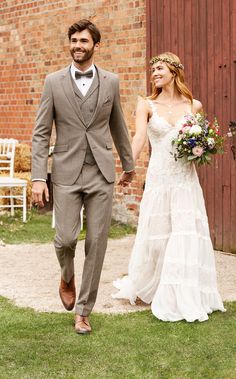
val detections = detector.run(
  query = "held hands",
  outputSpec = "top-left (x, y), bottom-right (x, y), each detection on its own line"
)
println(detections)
top-left (32, 181), bottom-right (49, 208)
top-left (118, 170), bottom-right (135, 187)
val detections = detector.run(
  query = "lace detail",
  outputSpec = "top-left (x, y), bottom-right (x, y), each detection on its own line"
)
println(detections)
top-left (112, 99), bottom-right (225, 322)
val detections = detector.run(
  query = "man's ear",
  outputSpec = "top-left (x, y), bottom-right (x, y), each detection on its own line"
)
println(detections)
top-left (94, 42), bottom-right (100, 52)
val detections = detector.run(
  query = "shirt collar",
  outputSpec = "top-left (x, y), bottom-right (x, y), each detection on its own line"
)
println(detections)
top-left (71, 62), bottom-right (95, 79)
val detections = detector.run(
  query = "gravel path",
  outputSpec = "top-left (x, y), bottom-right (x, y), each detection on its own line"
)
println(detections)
top-left (0, 235), bottom-right (235, 313)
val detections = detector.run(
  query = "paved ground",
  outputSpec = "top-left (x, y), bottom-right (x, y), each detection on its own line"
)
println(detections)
top-left (0, 235), bottom-right (235, 313)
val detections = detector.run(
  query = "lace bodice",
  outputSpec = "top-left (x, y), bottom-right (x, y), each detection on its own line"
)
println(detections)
top-left (146, 100), bottom-right (197, 187)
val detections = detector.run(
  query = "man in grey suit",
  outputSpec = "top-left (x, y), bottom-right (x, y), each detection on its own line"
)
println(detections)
top-left (31, 19), bottom-right (135, 334)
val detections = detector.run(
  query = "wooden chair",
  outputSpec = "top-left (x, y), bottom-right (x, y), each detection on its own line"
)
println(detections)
top-left (0, 139), bottom-right (27, 222)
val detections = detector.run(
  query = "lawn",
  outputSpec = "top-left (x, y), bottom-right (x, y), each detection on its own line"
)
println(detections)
top-left (0, 297), bottom-right (235, 379)
top-left (0, 210), bottom-right (136, 244)
top-left (0, 210), bottom-right (235, 378)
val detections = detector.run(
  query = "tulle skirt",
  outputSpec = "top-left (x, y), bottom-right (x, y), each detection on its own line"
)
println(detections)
top-left (112, 170), bottom-right (225, 322)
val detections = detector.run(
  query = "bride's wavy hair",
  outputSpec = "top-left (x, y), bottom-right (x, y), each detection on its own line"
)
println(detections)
top-left (148, 52), bottom-right (193, 103)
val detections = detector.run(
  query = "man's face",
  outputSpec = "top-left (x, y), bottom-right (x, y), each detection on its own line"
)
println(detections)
top-left (69, 29), bottom-right (99, 64)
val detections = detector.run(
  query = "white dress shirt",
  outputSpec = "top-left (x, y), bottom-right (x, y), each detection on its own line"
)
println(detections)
top-left (70, 62), bottom-right (96, 96)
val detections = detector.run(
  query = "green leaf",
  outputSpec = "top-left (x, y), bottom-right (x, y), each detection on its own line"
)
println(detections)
top-left (187, 155), bottom-right (198, 161)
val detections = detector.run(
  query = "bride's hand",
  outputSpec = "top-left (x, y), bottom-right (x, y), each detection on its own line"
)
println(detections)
top-left (118, 170), bottom-right (135, 187)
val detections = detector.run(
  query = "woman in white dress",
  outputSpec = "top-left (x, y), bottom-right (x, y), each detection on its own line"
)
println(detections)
top-left (113, 52), bottom-right (225, 322)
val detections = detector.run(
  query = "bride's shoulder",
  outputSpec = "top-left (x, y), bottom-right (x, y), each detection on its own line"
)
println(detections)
top-left (137, 95), bottom-right (148, 103)
top-left (136, 95), bottom-right (150, 110)
top-left (192, 99), bottom-right (203, 113)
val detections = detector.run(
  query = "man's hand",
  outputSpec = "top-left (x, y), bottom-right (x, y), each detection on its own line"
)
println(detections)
top-left (32, 181), bottom-right (49, 208)
top-left (118, 170), bottom-right (135, 187)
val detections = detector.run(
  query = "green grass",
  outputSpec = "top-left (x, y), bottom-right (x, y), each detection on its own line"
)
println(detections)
top-left (0, 210), bottom-right (136, 244)
top-left (0, 297), bottom-right (235, 379)
top-left (1, 211), bottom-right (235, 378)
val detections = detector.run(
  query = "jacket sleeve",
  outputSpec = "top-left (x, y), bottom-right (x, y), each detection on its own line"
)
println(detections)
top-left (109, 77), bottom-right (134, 172)
top-left (31, 75), bottom-right (54, 180)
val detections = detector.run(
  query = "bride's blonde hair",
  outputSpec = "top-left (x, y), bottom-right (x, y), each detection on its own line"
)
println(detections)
top-left (148, 52), bottom-right (193, 103)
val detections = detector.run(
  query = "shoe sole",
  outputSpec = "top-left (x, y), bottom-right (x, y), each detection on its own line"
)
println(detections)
top-left (75, 329), bottom-right (91, 335)
top-left (59, 291), bottom-right (75, 311)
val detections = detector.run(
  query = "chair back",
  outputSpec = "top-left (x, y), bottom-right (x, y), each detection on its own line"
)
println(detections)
top-left (0, 138), bottom-right (18, 177)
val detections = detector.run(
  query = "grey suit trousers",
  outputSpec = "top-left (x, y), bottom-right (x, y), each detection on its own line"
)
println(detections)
top-left (53, 163), bottom-right (114, 316)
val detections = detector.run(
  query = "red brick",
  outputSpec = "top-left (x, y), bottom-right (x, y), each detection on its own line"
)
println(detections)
top-left (0, 0), bottom-right (147, 221)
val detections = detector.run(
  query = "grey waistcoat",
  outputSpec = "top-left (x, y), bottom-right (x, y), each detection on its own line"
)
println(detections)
top-left (71, 72), bottom-right (99, 165)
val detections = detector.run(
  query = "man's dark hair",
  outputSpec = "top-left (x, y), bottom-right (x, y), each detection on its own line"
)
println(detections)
top-left (68, 19), bottom-right (101, 44)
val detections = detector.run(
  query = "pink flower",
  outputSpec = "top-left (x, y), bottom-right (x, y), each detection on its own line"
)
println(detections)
top-left (182, 126), bottom-right (191, 133)
top-left (192, 146), bottom-right (204, 156)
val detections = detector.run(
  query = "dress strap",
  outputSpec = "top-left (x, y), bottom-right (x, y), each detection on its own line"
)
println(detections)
top-left (146, 99), bottom-right (155, 111)
top-left (190, 100), bottom-right (194, 113)
top-left (146, 99), bottom-right (156, 123)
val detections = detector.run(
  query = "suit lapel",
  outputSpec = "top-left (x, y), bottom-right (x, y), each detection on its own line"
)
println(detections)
top-left (81, 73), bottom-right (99, 104)
top-left (61, 66), bottom-right (86, 127)
top-left (87, 66), bottom-right (109, 128)
top-left (72, 82), bottom-right (84, 99)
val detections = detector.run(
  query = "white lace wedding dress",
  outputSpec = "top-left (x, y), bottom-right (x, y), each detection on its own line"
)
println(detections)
top-left (113, 100), bottom-right (225, 322)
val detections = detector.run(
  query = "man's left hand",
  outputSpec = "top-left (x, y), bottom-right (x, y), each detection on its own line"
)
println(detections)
top-left (118, 170), bottom-right (135, 187)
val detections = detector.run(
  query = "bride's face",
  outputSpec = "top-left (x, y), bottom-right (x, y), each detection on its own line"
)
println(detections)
top-left (151, 62), bottom-right (174, 89)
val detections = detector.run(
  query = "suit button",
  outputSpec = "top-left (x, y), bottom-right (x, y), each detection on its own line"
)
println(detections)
top-left (89, 108), bottom-right (93, 112)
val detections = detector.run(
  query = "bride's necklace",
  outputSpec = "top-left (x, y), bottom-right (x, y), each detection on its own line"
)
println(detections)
top-left (166, 104), bottom-right (173, 115)
top-left (154, 101), bottom-right (186, 115)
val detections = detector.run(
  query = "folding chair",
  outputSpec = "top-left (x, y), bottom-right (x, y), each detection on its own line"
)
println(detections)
top-left (0, 139), bottom-right (27, 222)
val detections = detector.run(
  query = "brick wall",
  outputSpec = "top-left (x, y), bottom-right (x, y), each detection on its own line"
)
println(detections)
top-left (0, 0), bottom-right (148, 224)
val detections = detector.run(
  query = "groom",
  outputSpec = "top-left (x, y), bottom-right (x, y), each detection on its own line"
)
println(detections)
top-left (31, 19), bottom-right (134, 334)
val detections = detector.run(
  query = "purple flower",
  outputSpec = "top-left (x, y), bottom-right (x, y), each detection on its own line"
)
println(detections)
top-left (188, 138), bottom-right (197, 147)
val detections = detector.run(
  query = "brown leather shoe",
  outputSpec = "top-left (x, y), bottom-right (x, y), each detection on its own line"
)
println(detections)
top-left (59, 275), bottom-right (76, 311)
top-left (75, 315), bottom-right (92, 334)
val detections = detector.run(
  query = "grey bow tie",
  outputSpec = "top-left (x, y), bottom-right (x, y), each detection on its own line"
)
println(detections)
top-left (75, 70), bottom-right (93, 79)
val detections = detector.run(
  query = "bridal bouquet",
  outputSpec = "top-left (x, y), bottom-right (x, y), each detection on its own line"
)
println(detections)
top-left (171, 113), bottom-right (224, 166)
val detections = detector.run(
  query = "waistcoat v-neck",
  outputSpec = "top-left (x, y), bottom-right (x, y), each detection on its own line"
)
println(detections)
top-left (71, 72), bottom-right (100, 165)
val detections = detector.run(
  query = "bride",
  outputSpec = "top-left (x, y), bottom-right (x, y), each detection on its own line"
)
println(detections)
top-left (114, 52), bottom-right (225, 322)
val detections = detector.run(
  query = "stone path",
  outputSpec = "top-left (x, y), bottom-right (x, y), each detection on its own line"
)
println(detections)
top-left (0, 236), bottom-right (235, 313)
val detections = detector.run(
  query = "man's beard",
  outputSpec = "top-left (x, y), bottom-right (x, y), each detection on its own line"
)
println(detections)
top-left (70, 46), bottom-right (95, 64)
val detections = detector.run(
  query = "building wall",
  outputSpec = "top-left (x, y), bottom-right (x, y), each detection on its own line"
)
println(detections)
top-left (0, 0), bottom-right (148, 224)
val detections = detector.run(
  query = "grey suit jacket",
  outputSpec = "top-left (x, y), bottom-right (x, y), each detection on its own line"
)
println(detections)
top-left (31, 65), bottom-right (134, 184)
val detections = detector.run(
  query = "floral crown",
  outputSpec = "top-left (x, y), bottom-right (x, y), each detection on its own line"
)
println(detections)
top-left (150, 56), bottom-right (184, 70)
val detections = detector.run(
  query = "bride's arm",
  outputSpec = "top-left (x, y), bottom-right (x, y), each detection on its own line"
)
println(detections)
top-left (118, 97), bottom-right (150, 187)
top-left (132, 97), bottom-right (150, 163)
top-left (192, 99), bottom-right (203, 114)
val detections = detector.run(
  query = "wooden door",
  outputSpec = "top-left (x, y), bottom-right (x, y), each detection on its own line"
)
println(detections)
top-left (147, 0), bottom-right (236, 252)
